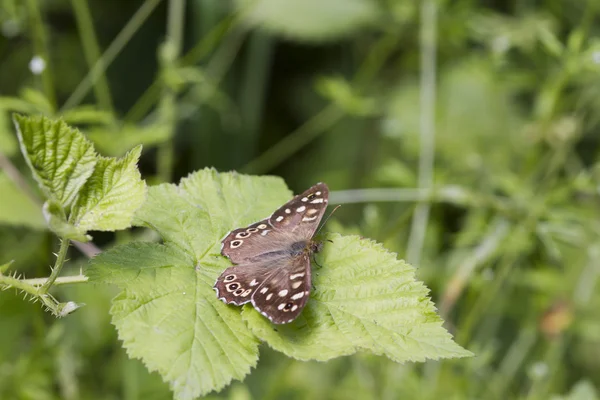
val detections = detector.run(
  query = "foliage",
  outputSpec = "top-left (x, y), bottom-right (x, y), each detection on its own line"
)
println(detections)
top-left (88, 169), bottom-right (468, 398)
top-left (1, 0), bottom-right (600, 399)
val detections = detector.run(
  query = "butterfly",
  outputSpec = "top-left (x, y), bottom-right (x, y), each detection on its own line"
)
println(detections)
top-left (213, 183), bottom-right (329, 324)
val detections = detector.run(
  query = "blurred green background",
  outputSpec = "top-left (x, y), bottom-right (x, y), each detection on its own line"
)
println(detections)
top-left (1, 0), bottom-right (599, 399)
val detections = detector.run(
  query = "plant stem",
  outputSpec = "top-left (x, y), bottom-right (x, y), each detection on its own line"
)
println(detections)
top-left (39, 239), bottom-right (71, 294)
top-left (23, 274), bottom-right (88, 287)
top-left (0, 273), bottom-right (39, 297)
top-left (241, 106), bottom-right (343, 174)
top-left (62, 0), bottom-right (163, 110)
top-left (70, 0), bottom-right (115, 115)
top-left (407, 0), bottom-right (438, 267)
top-left (157, 0), bottom-right (186, 183)
top-left (25, 0), bottom-right (57, 110)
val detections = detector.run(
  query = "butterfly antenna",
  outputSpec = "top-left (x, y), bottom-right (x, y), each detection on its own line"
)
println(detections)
top-left (316, 205), bottom-right (341, 237)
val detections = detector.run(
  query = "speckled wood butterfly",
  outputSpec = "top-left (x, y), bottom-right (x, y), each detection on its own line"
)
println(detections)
top-left (214, 183), bottom-right (329, 324)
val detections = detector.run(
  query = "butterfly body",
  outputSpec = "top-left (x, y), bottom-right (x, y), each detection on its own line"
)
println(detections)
top-left (214, 183), bottom-right (329, 324)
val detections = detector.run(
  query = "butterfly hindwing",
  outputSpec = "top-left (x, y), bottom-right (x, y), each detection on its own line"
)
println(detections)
top-left (250, 254), bottom-right (312, 324)
top-left (214, 263), bottom-right (276, 306)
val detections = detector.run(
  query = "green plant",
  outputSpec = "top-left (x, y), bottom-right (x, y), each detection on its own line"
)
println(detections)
top-left (1, 115), bottom-right (469, 399)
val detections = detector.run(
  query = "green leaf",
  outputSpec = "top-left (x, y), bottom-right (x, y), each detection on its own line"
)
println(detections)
top-left (88, 169), bottom-right (470, 397)
top-left (42, 201), bottom-right (90, 242)
top-left (13, 114), bottom-right (97, 209)
top-left (243, 234), bottom-right (472, 362)
top-left (0, 260), bottom-right (14, 274)
top-left (235, 0), bottom-right (380, 42)
top-left (88, 169), bottom-right (291, 399)
top-left (70, 145), bottom-right (146, 232)
top-left (0, 172), bottom-right (45, 229)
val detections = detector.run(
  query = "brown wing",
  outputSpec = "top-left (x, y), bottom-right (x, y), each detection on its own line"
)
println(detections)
top-left (213, 260), bottom-right (280, 306)
top-left (213, 253), bottom-right (312, 324)
top-left (250, 253), bottom-right (312, 324)
top-left (221, 182), bottom-right (329, 264)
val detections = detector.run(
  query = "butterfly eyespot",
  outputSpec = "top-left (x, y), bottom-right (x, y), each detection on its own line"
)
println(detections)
top-left (257, 224), bottom-right (268, 229)
top-left (307, 193), bottom-right (316, 200)
top-left (227, 283), bottom-right (239, 291)
top-left (247, 228), bottom-right (259, 233)
top-left (230, 240), bottom-right (243, 248)
top-left (224, 274), bottom-right (236, 282)
top-left (284, 303), bottom-right (293, 311)
top-left (234, 289), bottom-right (244, 296)
top-left (236, 232), bottom-right (250, 238)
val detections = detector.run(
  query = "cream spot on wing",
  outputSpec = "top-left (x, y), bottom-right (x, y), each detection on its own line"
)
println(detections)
top-left (285, 209), bottom-right (291, 214)
top-left (290, 272), bottom-right (305, 279)
top-left (316, 191), bottom-right (322, 195)
top-left (276, 216), bottom-right (284, 222)
top-left (302, 216), bottom-right (318, 222)
top-left (266, 293), bottom-right (273, 300)
top-left (292, 281), bottom-right (302, 289)
top-left (278, 303), bottom-right (285, 310)
top-left (301, 197), bottom-right (308, 202)
top-left (310, 198), bottom-right (324, 204)
top-left (241, 289), bottom-right (252, 297)
top-left (307, 209), bottom-right (318, 215)
top-left (291, 305), bottom-right (298, 312)
top-left (261, 230), bottom-right (270, 236)
top-left (296, 206), bottom-right (306, 212)
top-left (226, 282), bottom-right (240, 292)
top-left (291, 292), bottom-right (304, 300)
top-left (257, 224), bottom-right (267, 229)
top-left (260, 287), bottom-right (268, 294)
top-left (250, 279), bottom-right (259, 287)
top-left (278, 289), bottom-right (288, 297)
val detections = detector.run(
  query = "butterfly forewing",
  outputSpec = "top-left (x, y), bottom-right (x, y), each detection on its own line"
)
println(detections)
top-left (267, 183), bottom-right (329, 235)
top-left (220, 218), bottom-right (273, 264)
top-left (215, 182), bottom-right (329, 324)
top-left (220, 183), bottom-right (329, 264)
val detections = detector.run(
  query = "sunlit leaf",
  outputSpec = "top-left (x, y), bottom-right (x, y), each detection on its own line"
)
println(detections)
top-left (13, 114), bottom-right (97, 209)
top-left (71, 145), bottom-right (146, 232)
top-left (243, 233), bottom-right (472, 362)
top-left (88, 169), bottom-right (470, 397)
top-left (88, 169), bottom-right (291, 399)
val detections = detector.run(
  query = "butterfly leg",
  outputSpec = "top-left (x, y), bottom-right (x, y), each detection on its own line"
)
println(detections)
top-left (311, 255), bottom-right (323, 269)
